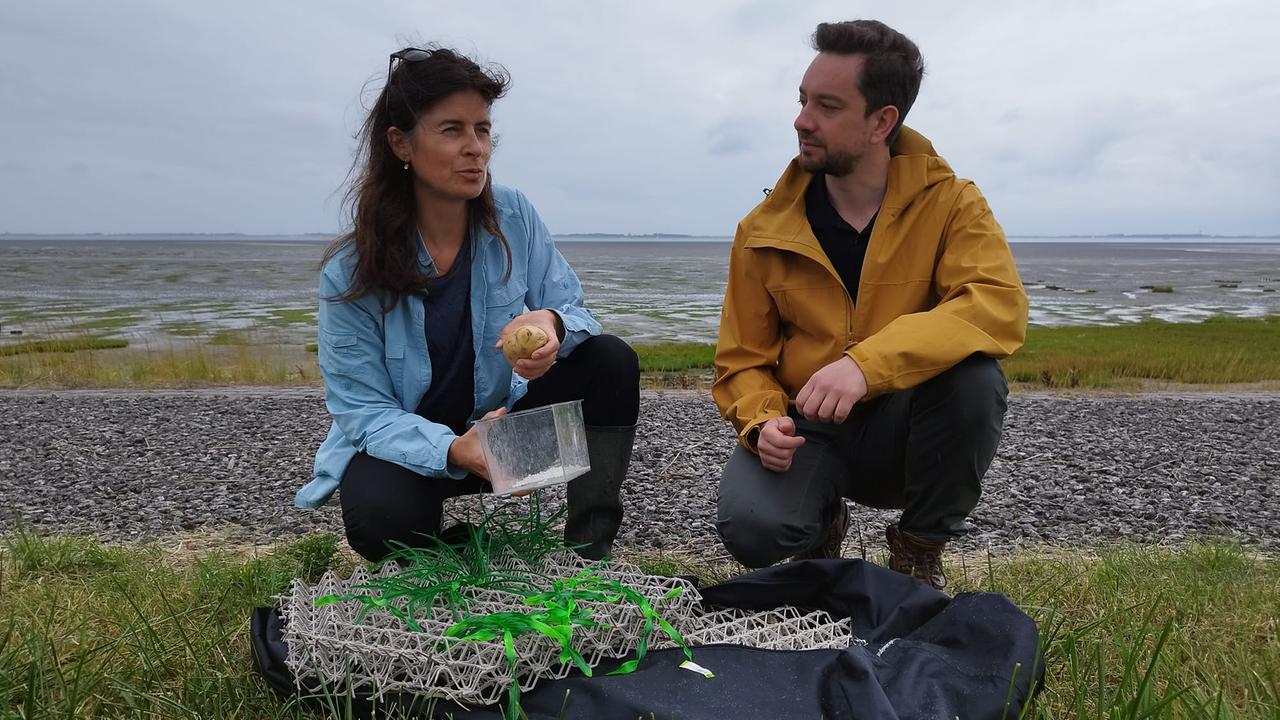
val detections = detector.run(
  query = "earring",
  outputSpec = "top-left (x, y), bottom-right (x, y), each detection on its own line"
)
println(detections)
top-left (402, 162), bottom-right (409, 170)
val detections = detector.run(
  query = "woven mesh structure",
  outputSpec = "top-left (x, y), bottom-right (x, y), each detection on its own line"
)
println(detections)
top-left (651, 606), bottom-right (859, 652)
top-left (280, 552), bottom-right (859, 705)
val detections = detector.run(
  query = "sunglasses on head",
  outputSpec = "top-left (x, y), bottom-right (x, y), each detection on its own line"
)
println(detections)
top-left (385, 48), bottom-right (433, 118)
top-left (387, 48), bottom-right (432, 78)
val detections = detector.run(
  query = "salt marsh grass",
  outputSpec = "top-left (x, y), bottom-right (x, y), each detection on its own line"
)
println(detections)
top-left (632, 342), bottom-right (716, 373)
top-left (1003, 316), bottom-right (1280, 388)
top-left (630, 318), bottom-right (1280, 391)
top-left (969, 543), bottom-right (1280, 719)
top-left (0, 337), bottom-right (316, 387)
top-left (0, 337), bottom-right (128, 356)
top-left (2, 317), bottom-right (1278, 389)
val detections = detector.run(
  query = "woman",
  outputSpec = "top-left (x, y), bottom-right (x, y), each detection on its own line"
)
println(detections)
top-left (294, 47), bottom-right (639, 563)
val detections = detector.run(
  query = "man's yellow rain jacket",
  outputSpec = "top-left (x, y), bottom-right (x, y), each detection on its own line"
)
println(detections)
top-left (713, 127), bottom-right (1028, 450)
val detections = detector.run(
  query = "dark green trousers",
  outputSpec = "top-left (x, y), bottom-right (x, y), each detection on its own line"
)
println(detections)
top-left (716, 353), bottom-right (1008, 568)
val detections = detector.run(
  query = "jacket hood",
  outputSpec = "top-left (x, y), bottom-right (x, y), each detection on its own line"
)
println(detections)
top-left (746, 126), bottom-right (956, 239)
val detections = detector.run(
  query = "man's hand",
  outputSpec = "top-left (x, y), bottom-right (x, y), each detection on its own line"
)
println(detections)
top-left (496, 309), bottom-right (563, 380)
top-left (757, 416), bottom-right (806, 472)
top-left (796, 355), bottom-right (867, 423)
top-left (447, 408), bottom-right (507, 479)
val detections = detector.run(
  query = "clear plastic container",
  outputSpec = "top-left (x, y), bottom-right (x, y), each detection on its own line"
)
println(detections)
top-left (474, 400), bottom-right (591, 495)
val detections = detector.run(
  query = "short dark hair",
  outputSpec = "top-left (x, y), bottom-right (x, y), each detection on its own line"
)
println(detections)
top-left (812, 20), bottom-right (924, 143)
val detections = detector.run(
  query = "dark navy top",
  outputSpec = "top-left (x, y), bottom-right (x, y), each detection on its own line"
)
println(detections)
top-left (414, 237), bottom-right (475, 436)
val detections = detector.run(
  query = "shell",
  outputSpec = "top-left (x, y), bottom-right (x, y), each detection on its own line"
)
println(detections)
top-left (501, 325), bottom-right (549, 366)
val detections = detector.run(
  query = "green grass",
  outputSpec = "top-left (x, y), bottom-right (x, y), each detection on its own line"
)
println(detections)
top-left (969, 543), bottom-right (1280, 719)
top-left (0, 340), bottom-right (315, 387)
top-left (3, 317), bottom-right (1279, 389)
top-left (633, 342), bottom-right (716, 372)
top-left (638, 317), bottom-right (1280, 389)
top-left (1, 533), bottom-right (1276, 718)
top-left (1004, 316), bottom-right (1280, 388)
top-left (0, 337), bottom-right (128, 356)
top-left (0, 530), bottom-right (348, 719)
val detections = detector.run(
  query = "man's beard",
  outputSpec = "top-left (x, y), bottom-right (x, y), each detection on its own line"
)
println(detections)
top-left (798, 144), bottom-right (858, 177)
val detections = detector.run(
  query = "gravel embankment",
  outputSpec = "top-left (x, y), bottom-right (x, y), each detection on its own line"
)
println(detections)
top-left (2, 388), bottom-right (1277, 556)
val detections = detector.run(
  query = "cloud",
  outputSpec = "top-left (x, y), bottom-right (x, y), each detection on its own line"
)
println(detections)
top-left (0, 0), bottom-right (1276, 235)
top-left (706, 116), bottom-right (761, 156)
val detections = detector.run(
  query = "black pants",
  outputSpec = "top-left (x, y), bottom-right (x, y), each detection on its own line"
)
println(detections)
top-left (340, 334), bottom-right (640, 562)
top-left (717, 353), bottom-right (1008, 568)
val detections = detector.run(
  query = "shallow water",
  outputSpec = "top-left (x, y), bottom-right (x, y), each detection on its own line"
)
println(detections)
top-left (1, 235), bottom-right (1276, 345)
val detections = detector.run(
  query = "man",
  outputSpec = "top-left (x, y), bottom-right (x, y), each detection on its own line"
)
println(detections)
top-left (712, 20), bottom-right (1027, 590)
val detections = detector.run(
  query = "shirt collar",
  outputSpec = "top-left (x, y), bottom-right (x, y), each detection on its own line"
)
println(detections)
top-left (806, 174), bottom-right (879, 236)
top-left (414, 225), bottom-right (476, 277)
top-left (805, 174), bottom-right (855, 232)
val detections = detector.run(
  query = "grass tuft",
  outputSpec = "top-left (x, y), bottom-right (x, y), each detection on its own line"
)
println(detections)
top-left (0, 531), bottom-right (353, 718)
top-left (958, 541), bottom-right (1280, 719)
top-left (4, 527), bottom-right (139, 575)
top-left (633, 342), bottom-right (716, 373)
top-left (0, 337), bottom-right (128, 356)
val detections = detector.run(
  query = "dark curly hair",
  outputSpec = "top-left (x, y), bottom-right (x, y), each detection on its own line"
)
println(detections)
top-left (323, 46), bottom-right (511, 311)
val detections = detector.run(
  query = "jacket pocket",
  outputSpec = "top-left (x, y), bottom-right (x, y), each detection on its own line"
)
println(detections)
top-left (775, 283), bottom-right (849, 339)
top-left (484, 282), bottom-right (529, 338)
top-left (486, 281), bottom-right (528, 309)
top-left (324, 330), bottom-right (358, 350)
top-left (318, 330), bottom-right (369, 378)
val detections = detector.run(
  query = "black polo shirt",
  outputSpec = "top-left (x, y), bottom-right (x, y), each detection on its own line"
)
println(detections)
top-left (805, 174), bottom-right (875, 300)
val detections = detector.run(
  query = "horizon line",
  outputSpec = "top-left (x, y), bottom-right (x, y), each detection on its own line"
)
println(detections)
top-left (2, 231), bottom-right (1279, 240)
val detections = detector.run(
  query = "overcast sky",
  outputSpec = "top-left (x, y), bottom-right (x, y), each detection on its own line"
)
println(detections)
top-left (2, 0), bottom-right (1277, 236)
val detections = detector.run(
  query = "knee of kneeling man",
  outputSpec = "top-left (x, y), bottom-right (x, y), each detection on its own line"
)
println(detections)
top-left (930, 355), bottom-right (1007, 406)
top-left (716, 514), bottom-right (789, 569)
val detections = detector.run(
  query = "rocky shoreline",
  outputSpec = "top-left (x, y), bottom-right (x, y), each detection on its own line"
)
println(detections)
top-left (2, 388), bottom-right (1277, 557)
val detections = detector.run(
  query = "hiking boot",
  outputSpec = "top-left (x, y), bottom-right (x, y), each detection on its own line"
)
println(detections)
top-left (795, 502), bottom-right (849, 560)
top-left (886, 523), bottom-right (948, 591)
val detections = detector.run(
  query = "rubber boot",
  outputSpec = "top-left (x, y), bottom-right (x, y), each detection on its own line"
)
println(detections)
top-left (564, 425), bottom-right (635, 561)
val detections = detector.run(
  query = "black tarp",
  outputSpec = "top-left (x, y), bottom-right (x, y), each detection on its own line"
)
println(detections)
top-left (252, 558), bottom-right (1043, 719)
